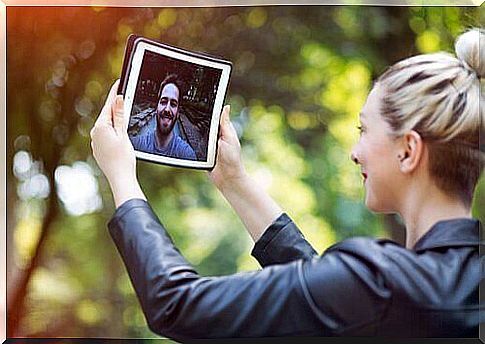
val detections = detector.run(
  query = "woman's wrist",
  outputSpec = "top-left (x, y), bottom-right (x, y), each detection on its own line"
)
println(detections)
top-left (217, 169), bottom-right (250, 195)
top-left (217, 172), bottom-right (283, 242)
top-left (109, 175), bottom-right (146, 208)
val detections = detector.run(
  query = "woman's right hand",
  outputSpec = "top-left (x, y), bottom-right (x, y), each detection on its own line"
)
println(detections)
top-left (208, 105), bottom-right (248, 191)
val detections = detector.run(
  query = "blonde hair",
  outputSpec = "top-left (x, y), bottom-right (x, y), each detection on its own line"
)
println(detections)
top-left (377, 28), bottom-right (484, 208)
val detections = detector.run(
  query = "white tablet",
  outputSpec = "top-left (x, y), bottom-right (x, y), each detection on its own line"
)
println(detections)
top-left (118, 35), bottom-right (232, 170)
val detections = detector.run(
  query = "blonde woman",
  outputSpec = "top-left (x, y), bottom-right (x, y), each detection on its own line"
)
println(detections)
top-left (90, 28), bottom-right (484, 339)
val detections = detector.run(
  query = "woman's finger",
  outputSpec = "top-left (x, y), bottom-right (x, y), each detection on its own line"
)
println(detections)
top-left (112, 95), bottom-right (126, 134)
top-left (219, 105), bottom-right (239, 144)
top-left (94, 79), bottom-right (120, 127)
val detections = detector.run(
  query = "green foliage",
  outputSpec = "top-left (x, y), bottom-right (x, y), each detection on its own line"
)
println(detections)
top-left (6, 6), bottom-right (483, 338)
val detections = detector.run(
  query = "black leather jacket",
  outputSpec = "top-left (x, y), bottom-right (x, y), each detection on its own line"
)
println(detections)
top-left (108, 199), bottom-right (482, 341)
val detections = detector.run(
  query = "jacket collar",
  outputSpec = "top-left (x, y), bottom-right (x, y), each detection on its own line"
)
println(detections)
top-left (413, 218), bottom-right (483, 252)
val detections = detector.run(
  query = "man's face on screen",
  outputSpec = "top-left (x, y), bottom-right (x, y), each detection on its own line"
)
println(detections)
top-left (156, 83), bottom-right (179, 136)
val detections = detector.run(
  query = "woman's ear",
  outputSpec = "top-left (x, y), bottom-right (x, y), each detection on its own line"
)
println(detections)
top-left (397, 130), bottom-right (424, 174)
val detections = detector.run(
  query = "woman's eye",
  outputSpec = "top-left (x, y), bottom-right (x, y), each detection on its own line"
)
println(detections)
top-left (356, 125), bottom-right (364, 134)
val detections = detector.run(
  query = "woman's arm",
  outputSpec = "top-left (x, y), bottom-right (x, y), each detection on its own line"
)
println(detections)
top-left (208, 106), bottom-right (283, 242)
top-left (108, 198), bottom-right (391, 341)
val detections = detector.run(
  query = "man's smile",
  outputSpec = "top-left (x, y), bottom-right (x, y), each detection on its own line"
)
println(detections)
top-left (161, 111), bottom-right (174, 120)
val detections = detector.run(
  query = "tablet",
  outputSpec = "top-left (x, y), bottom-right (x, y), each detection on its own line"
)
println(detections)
top-left (118, 35), bottom-right (232, 170)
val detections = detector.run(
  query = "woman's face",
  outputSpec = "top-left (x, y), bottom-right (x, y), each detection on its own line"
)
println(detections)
top-left (350, 84), bottom-right (404, 213)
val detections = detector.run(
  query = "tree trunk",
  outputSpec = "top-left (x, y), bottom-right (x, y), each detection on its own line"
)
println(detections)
top-left (6, 173), bottom-right (59, 337)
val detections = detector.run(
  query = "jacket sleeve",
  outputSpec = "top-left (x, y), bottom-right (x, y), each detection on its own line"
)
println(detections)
top-left (108, 199), bottom-right (392, 341)
top-left (251, 213), bottom-right (318, 267)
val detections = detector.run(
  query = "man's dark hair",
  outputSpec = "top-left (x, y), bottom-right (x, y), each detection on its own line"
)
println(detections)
top-left (158, 74), bottom-right (184, 100)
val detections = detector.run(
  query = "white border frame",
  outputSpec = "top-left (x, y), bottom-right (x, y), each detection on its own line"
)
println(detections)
top-left (1, 2), bottom-right (482, 343)
top-left (1, 1), bottom-right (6, 342)
top-left (3, 1), bottom-right (484, 5)
top-left (124, 40), bottom-right (231, 170)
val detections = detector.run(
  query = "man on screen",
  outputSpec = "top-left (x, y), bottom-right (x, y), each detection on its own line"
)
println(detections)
top-left (131, 74), bottom-right (197, 160)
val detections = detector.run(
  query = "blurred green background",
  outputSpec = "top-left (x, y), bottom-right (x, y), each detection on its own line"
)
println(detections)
top-left (6, 5), bottom-right (484, 339)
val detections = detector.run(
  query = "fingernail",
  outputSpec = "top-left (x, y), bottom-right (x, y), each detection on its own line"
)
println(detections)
top-left (116, 95), bottom-right (123, 107)
top-left (224, 105), bottom-right (230, 121)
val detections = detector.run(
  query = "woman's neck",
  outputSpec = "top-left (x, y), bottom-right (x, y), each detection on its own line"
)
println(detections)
top-left (399, 186), bottom-right (471, 249)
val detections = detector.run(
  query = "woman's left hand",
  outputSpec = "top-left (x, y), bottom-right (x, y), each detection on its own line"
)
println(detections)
top-left (90, 80), bottom-right (145, 207)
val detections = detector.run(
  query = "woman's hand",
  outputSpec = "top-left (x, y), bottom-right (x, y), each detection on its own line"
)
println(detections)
top-left (90, 80), bottom-right (146, 207)
top-left (209, 105), bottom-right (248, 191)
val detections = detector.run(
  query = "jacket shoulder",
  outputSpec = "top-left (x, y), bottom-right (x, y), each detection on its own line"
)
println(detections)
top-left (322, 237), bottom-right (416, 294)
top-left (325, 236), bottom-right (402, 260)
top-left (326, 236), bottom-right (479, 307)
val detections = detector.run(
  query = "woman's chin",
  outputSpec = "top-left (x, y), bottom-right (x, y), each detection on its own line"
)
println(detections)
top-left (364, 194), bottom-right (383, 213)
top-left (364, 196), bottom-right (395, 214)
top-left (364, 201), bottom-right (379, 213)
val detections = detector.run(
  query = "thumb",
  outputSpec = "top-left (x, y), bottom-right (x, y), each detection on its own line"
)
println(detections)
top-left (112, 95), bottom-right (125, 134)
top-left (219, 105), bottom-right (233, 136)
top-left (219, 105), bottom-right (240, 146)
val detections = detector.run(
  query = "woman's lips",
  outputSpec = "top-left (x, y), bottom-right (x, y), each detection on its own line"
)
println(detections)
top-left (362, 172), bottom-right (368, 182)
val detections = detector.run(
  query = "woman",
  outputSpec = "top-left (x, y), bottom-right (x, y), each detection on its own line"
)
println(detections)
top-left (90, 28), bottom-right (484, 340)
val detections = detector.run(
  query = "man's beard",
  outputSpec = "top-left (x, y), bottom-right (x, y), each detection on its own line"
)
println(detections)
top-left (158, 121), bottom-right (175, 135)
top-left (157, 110), bottom-right (176, 136)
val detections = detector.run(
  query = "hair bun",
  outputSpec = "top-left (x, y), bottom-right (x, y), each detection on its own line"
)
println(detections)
top-left (455, 28), bottom-right (484, 78)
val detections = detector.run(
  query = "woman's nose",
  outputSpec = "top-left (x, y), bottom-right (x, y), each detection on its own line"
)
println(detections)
top-left (350, 150), bottom-right (359, 165)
